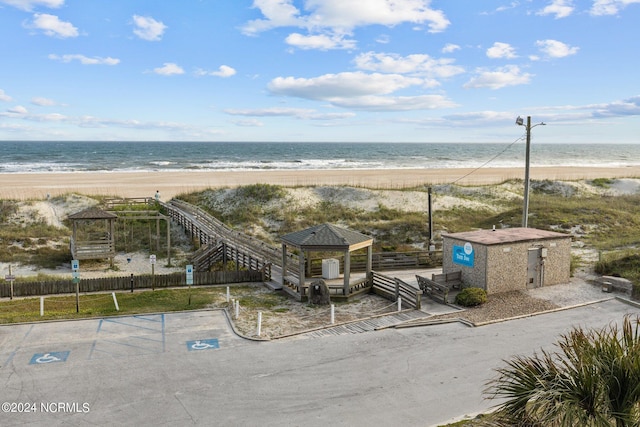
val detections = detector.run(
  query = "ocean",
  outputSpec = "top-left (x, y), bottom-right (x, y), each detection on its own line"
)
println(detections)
top-left (0, 141), bottom-right (639, 173)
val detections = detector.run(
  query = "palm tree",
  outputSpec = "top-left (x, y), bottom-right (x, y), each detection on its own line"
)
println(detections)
top-left (483, 315), bottom-right (640, 427)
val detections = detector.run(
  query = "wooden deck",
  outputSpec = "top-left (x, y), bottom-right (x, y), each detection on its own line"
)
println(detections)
top-left (282, 274), bottom-right (371, 302)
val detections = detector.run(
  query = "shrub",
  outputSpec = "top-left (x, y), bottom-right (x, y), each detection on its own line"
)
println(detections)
top-left (455, 287), bottom-right (487, 307)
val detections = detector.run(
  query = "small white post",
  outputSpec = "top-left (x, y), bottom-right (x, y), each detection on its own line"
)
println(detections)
top-left (330, 304), bottom-right (335, 324)
top-left (257, 311), bottom-right (262, 337)
top-left (40, 297), bottom-right (44, 316)
top-left (112, 292), bottom-right (119, 311)
top-left (235, 300), bottom-right (240, 319)
top-left (226, 286), bottom-right (230, 303)
top-left (397, 296), bottom-right (402, 312)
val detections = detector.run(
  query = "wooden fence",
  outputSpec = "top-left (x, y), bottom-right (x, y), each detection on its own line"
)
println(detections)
top-left (1, 270), bottom-right (263, 298)
top-left (371, 271), bottom-right (422, 309)
top-left (308, 251), bottom-right (442, 275)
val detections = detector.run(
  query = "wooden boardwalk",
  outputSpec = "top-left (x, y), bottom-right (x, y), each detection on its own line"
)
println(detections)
top-left (294, 310), bottom-right (430, 339)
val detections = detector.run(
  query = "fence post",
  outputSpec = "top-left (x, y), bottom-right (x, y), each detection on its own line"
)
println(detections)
top-left (394, 279), bottom-right (400, 301)
top-left (257, 311), bottom-right (262, 337)
top-left (112, 292), bottom-right (119, 311)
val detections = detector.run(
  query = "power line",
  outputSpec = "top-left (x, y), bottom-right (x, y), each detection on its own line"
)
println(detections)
top-left (450, 134), bottom-right (526, 185)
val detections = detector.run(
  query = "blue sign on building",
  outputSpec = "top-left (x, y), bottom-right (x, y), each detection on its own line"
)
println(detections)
top-left (186, 339), bottom-right (219, 351)
top-left (30, 351), bottom-right (70, 365)
top-left (453, 243), bottom-right (474, 267)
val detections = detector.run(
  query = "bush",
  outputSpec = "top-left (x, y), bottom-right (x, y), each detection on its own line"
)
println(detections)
top-left (455, 287), bottom-right (487, 307)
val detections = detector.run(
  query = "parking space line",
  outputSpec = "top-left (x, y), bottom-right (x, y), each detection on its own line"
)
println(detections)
top-left (2, 325), bottom-right (34, 367)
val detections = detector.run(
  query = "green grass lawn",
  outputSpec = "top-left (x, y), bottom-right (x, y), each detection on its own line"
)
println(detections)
top-left (0, 285), bottom-right (281, 324)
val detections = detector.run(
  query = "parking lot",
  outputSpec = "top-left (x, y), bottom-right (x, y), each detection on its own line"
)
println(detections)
top-left (1, 299), bottom-right (640, 426)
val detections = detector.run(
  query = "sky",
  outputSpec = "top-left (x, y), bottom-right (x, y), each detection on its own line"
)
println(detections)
top-left (1, 0), bottom-right (640, 143)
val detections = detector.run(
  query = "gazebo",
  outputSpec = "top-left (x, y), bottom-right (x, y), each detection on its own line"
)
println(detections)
top-left (68, 207), bottom-right (118, 266)
top-left (280, 223), bottom-right (373, 300)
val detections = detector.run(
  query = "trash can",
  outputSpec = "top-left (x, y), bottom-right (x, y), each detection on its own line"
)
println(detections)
top-left (602, 281), bottom-right (613, 293)
top-left (322, 259), bottom-right (339, 279)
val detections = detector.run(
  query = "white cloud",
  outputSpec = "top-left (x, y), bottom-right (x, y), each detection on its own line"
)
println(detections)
top-left (442, 43), bottom-right (460, 53)
top-left (132, 15), bottom-right (167, 41)
top-left (7, 105), bottom-right (28, 114)
top-left (225, 107), bottom-right (355, 120)
top-left (232, 119), bottom-right (264, 127)
top-left (153, 63), bottom-right (184, 76)
top-left (195, 65), bottom-right (237, 78)
top-left (266, 71), bottom-right (457, 111)
top-left (268, 71), bottom-right (423, 99)
top-left (242, 0), bottom-right (450, 51)
top-left (464, 65), bottom-right (532, 89)
top-left (285, 33), bottom-right (356, 50)
top-left (0, 89), bottom-right (12, 102)
top-left (536, 39), bottom-right (579, 58)
top-left (0, 0), bottom-right (63, 11)
top-left (329, 94), bottom-right (457, 111)
top-left (591, 95), bottom-right (640, 117)
top-left (375, 34), bottom-right (390, 44)
top-left (354, 52), bottom-right (464, 79)
top-left (590, 0), bottom-right (640, 15)
top-left (302, 0), bottom-right (450, 32)
top-left (31, 97), bottom-right (55, 106)
top-left (48, 54), bottom-right (120, 65)
top-left (486, 42), bottom-right (517, 59)
top-left (537, 0), bottom-right (575, 18)
top-left (28, 13), bottom-right (78, 38)
top-left (226, 107), bottom-right (317, 117)
top-left (242, 0), bottom-right (304, 34)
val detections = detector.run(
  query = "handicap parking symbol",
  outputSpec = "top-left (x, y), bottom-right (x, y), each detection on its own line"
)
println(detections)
top-left (30, 351), bottom-right (70, 365)
top-left (186, 339), bottom-right (219, 351)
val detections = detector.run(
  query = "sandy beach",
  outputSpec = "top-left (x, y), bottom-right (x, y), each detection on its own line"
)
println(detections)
top-left (2, 166), bottom-right (640, 200)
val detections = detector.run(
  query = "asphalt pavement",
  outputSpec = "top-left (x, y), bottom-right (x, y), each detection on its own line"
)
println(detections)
top-left (1, 297), bottom-right (639, 426)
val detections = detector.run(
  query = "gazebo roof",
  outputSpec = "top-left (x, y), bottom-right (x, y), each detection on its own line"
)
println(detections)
top-left (281, 223), bottom-right (373, 251)
top-left (68, 207), bottom-right (118, 220)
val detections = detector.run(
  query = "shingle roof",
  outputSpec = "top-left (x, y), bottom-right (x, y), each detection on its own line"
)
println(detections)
top-left (442, 227), bottom-right (569, 245)
top-left (67, 207), bottom-right (118, 220)
top-left (281, 223), bottom-right (373, 250)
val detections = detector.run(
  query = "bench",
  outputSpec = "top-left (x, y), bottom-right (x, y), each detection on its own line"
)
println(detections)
top-left (431, 271), bottom-right (462, 290)
top-left (416, 271), bottom-right (463, 304)
top-left (416, 275), bottom-right (450, 304)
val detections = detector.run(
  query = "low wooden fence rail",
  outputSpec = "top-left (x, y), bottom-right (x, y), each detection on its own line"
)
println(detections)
top-left (1, 270), bottom-right (263, 298)
top-left (164, 200), bottom-right (297, 276)
top-left (371, 271), bottom-right (422, 309)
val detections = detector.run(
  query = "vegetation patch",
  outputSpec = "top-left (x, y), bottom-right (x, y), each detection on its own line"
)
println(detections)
top-left (455, 287), bottom-right (487, 307)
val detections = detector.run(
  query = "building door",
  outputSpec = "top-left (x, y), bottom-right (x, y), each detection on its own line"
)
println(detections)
top-left (527, 248), bottom-right (542, 289)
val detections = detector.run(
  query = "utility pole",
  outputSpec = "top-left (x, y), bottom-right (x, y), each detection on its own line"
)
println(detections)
top-left (516, 116), bottom-right (546, 228)
top-left (523, 116), bottom-right (532, 228)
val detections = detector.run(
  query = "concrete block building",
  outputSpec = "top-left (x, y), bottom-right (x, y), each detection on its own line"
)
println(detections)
top-left (442, 227), bottom-right (571, 294)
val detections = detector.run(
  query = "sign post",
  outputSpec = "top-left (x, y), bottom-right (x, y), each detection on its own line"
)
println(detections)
top-left (71, 260), bottom-right (80, 313)
top-left (150, 254), bottom-right (156, 291)
top-left (5, 265), bottom-right (16, 300)
top-left (186, 264), bottom-right (193, 305)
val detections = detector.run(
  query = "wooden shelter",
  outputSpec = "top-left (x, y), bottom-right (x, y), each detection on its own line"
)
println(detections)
top-left (69, 207), bottom-right (118, 265)
top-left (280, 223), bottom-right (373, 300)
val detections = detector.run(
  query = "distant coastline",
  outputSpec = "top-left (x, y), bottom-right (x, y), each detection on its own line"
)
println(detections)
top-left (1, 141), bottom-right (640, 174)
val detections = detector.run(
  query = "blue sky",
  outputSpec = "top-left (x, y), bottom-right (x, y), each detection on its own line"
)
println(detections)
top-left (1, 0), bottom-right (639, 143)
